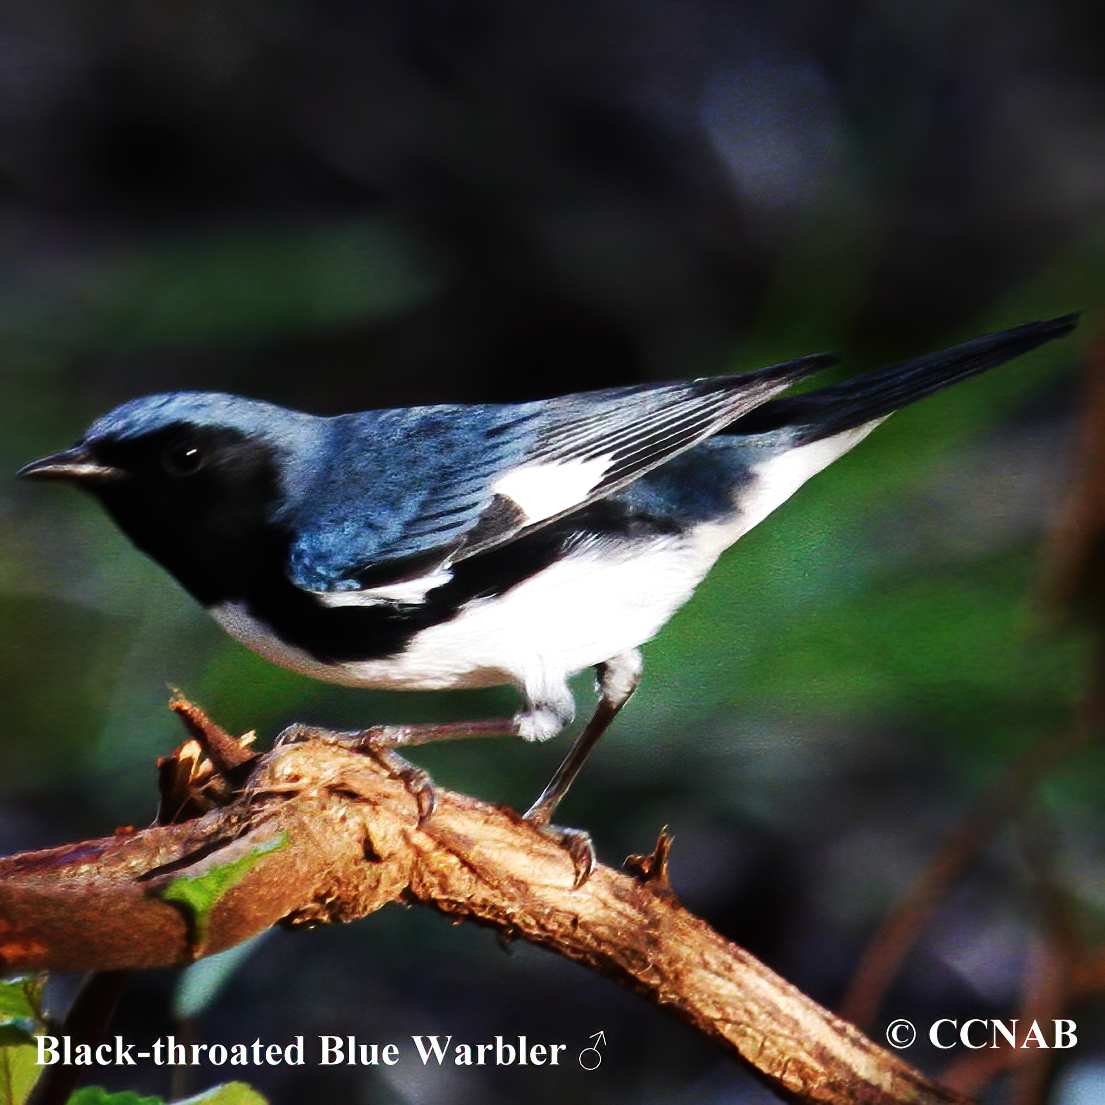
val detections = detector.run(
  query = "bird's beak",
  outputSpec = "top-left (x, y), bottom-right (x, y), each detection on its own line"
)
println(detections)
top-left (16, 446), bottom-right (128, 483)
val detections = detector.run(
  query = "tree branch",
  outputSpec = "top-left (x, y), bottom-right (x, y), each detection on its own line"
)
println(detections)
top-left (0, 724), bottom-right (967, 1105)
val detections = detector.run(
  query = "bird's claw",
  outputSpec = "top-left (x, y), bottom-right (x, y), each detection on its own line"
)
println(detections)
top-left (560, 828), bottom-right (596, 888)
top-left (272, 724), bottom-right (438, 824)
top-left (362, 745), bottom-right (438, 826)
top-left (273, 723), bottom-right (316, 748)
top-left (397, 761), bottom-right (438, 825)
top-left (525, 814), bottom-right (596, 887)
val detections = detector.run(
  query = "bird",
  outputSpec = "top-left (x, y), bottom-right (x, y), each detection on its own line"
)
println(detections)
top-left (18, 314), bottom-right (1077, 879)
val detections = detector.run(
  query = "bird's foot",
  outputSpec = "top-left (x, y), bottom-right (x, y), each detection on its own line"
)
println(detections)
top-left (365, 744), bottom-right (438, 825)
top-left (523, 806), bottom-right (596, 888)
top-left (277, 717), bottom-right (520, 752)
top-left (273, 723), bottom-right (439, 824)
top-left (275, 716), bottom-right (524, 823)
top-left (515, 660), bottom-right (642, 889)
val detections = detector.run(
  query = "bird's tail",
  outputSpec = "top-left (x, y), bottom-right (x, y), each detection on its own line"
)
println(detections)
top-left (727, 313), bottom-right (1079, 445)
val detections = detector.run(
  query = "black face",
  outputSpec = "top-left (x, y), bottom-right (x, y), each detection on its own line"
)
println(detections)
top-left (82, 423), bottom-right (289, 607)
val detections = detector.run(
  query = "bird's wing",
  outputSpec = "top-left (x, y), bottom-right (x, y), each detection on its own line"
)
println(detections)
top-left (287, 353), bottom-right (836, 599)
top-left (450, 354), bottom-right (838, 559)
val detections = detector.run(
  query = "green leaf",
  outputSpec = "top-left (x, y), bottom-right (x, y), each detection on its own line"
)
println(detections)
top-left (0, 1043), bottom-right (40, 1105)
top-left (65, 1085), bottom-right (269, 1105)
top-left (0, 977), bottom-right (45, 1038)
top-left (0, 977), bottom-right (48, 1105)
top-left (67, 1089), bottom-right (164, 1105)
top-left (176, 1083), bottom-right (269, 1105)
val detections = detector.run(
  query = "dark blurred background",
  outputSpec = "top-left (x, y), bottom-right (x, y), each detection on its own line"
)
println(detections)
top-left (0, 1), bottom-right (1103, 1102)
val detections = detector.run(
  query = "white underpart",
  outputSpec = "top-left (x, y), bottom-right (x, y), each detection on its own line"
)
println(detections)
top-left (492, 457), bottom-right (612, 524)
top-left (599, 648), bottom-right (644, 705)
top-left (211, 422), bottom-right (883, 742)
top-left (211, 536), bottom-right (701, 742)
top-left (716, 421), bottom-right (886, 548)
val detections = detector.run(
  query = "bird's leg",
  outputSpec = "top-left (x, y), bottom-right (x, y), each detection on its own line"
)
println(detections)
top-left (524, 650), bottom-right (642, 885)
top-left (330, 717), bottom-right (524, 750)
top-left (275, 717), bottom-right (522, 824)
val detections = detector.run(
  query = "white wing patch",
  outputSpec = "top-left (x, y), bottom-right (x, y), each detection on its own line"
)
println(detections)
top-left (491, 457), bottom-right (613, 525)
top-left (318, 565), bottom-right (455, 607)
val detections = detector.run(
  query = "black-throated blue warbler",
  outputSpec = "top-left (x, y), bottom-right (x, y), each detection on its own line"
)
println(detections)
top-left (18, 315), bottom-right (1077, 878)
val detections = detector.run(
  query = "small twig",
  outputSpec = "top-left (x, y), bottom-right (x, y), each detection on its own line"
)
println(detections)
top-left (938, 805), bottom-right (1078, 1102)
top-left (625, 826), bottom-right (678, 902)
top-left (1008, 808), bottom-right (1081, 1105)
top-left (24, 971), bottom-right (129, 1105)
top-left (168, 691), bottom-right (258, 775)
top-left (1043, 337), bottom-right (1105, 624)
top-left (838, 709), bottom-right (1099, 1030)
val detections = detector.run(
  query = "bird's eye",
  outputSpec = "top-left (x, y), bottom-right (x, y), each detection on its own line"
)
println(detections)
top-left (162, 439), bottom-right (206, 476)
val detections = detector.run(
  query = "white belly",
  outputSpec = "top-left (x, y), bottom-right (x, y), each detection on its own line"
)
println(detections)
top-left (212, 532), bottom-right (717, 697)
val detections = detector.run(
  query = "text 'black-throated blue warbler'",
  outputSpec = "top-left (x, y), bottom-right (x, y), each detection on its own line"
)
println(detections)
top-left (18, 315), bottom-right (1078, 879)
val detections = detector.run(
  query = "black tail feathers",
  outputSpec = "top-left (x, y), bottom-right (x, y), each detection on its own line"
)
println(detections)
top-left (729, 313), bottom-right (1079, 444)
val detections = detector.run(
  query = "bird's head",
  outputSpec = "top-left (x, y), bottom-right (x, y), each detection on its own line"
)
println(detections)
top-left (18, 392), bottom-right (319, 604)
